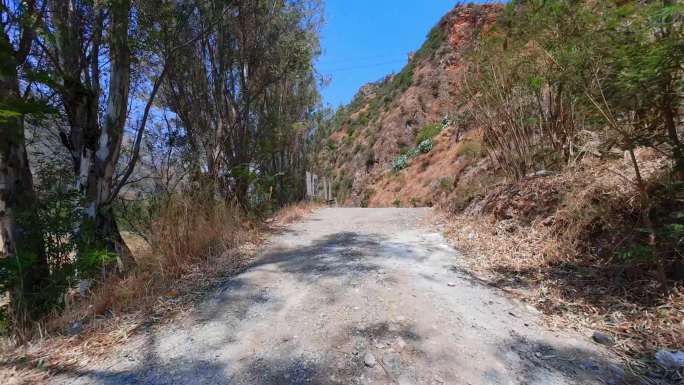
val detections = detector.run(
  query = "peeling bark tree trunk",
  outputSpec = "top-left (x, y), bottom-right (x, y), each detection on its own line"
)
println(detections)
top-left (84, 0), bottom-right (134, 272)
top-left (49, 0), bottom-right (135, 272)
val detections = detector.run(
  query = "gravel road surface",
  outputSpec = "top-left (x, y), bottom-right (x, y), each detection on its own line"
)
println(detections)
top-left (51, 208), bottom-right (625, 385)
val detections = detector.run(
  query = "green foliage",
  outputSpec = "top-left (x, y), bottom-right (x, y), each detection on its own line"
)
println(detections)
top-left (415, 123), bottom-right (441, 145)
top-left (393, 137), bottom-right (434, 172)
top-left (392, 154), bottom-right (410, 172)
top-left (392, 198), bottom-right (401, 208)
top-left (76, 247), bottom-right (118, 277)
top-left (617, 244), bottom-right (654, 263)
top-left (466, 0), bottom-right (684, 178)
top-left (405, 147), bottom-right (419, 158)
top-left (356, 114), bottom-right (370, 128)
top-left (660, 209), bottom-right (684, 252)
top-left (0, 166), bottom-right (84, 319)
top-left (418, 138), bottom-right (433, 153)
top-left (414, 24), bottom-right (447, 61)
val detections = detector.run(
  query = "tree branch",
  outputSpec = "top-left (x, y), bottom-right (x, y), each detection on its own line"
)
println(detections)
top-left (107, 63), bottom-right (169, 204)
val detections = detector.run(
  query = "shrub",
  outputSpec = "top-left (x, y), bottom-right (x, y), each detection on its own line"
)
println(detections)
top-left (405, 147), bottom-right (419, 158)
top-left (418, 138), bottom-right (433, 153)
top-left (455, 140), bottom-right (481, 158)
top-left (356, 114), bottom-right (370, 127)
top-left (438, 176), bottom-right (455, 192)
top-left (416, 123), bottom-right (441, 144)
top-left (392, 154), bottom-right (410, 172)
top-left (414, 24), bottom-right (447, 61)
top-left (392, 198), bottom-right (401, 207)
top-left (360, 188), bottom-right (374, 208)
top-left (143, 193), bottom-right (244, 277)
top-left (365, 150), bottom-right (375, 168)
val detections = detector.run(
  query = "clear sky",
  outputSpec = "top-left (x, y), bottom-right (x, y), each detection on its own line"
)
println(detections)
top-left (315, 1), bottom-right (463, 108)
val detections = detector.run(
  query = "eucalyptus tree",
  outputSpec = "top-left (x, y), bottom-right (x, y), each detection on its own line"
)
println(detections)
top-left (36, 0), bottom-right (191, 271)
top-left (163, 0), bottom-right (322, 204)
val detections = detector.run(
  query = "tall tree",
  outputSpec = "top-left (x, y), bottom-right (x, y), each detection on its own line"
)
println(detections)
top-left (163, 0), bottom-right (321, 204)
top-left (39, 0), bottom-right (183, 271)
top-left (0, 0), bottom-right (50, 329)
top-left (40, 0), bottom-right (134, 270)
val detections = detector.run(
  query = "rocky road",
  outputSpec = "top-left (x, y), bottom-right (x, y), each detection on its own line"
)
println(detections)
top-left (52, 208), bottom-right (626, 385)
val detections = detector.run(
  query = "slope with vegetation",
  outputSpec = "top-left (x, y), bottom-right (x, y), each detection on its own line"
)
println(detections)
top-left (0, 0), bottom-right (323, 357)
top-left (313, 0), bottom-right (684, 374)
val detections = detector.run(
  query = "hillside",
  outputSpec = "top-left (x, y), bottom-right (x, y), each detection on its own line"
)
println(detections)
top-left (313, 1), bottom-right (684, 374)
top-left (314, 4), bottom-right (499, 208)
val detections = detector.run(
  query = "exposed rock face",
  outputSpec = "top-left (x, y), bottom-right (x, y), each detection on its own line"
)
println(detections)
top-left (314, 4), bottom-right (501, 207)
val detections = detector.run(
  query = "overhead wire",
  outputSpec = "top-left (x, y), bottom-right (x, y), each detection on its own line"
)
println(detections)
top-left (317, 58), bottom-right (408, 73)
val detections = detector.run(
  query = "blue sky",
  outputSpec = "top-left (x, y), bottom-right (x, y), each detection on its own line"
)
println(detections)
top-left (315, 1), bottom-right (462, 108)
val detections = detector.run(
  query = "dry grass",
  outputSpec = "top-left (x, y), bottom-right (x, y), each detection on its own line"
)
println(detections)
top-left (441, 153), bottom-right (684, 374)
top-left (270, 201), bottom-right (323, 224)
top-left (0, 194), bottom-right (263, 384)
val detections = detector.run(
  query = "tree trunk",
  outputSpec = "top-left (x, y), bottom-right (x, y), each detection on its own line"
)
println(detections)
top-left (0, 70), bottom-right (49, 331)
top-left (662, 92), bottom-right (684, 180)
top-left (49, 0), bottom-right (135, 273)
top-left (82, 0), bottom-right (134, 273)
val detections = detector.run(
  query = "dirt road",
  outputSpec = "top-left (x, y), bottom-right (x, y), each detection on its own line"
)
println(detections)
top-left (52, 208), bottom-right (626, 385)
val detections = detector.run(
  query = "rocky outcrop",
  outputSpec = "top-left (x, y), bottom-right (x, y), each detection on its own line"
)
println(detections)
top-left (314, 4), bottom-right (501, 207)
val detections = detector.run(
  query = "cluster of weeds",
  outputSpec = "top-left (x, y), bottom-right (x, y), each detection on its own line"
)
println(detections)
top-left (437, 176), bottom-right (455, 192)
top-left (455, 139), bottom-right (482, 158)
top-left (415, 123), bottom-right (442, 144)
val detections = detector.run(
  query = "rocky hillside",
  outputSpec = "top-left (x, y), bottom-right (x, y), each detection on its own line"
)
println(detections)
top-left (313, 4), bottom-right (500, 207)
top-left (314, 2), bottom-right (684, 370)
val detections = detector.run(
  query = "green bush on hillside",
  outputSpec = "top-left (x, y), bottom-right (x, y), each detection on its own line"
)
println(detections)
top-left (418, 138), bottom-right (433, 153)
top-left (392, 154), bottom-right (410, 172)
top-left (416, 123), bottom-right (441, 144)
top-left (456, 140), bottom-right (481, 158)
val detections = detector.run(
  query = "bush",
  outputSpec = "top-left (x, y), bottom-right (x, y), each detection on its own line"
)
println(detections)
top-left (130, 193), bottom-right (244, 277)
top-left (416, 123), bottom-right (441, 144)
top-left (392, 154), bottom-right (410, 172)
top-left (0, 166), bottom-right (83, 330)
top-left (414, 24), bottom-right (446, 61)
top-left (437, 176), bottom-right (455, 192)
top-left (418, 138), bottom-right (433, 153)
top-left (360, 188), bottom-right (374, 208)
top-left (365, 150), bottom-right (375, 168)
top-left (455, 140), bottom-right (481, 158)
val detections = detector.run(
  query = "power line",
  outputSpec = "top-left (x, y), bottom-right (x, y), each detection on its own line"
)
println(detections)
top-left (317, 58), bottom-right (408, 73)
top-left (318, 51), bottom-right (412, 66)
